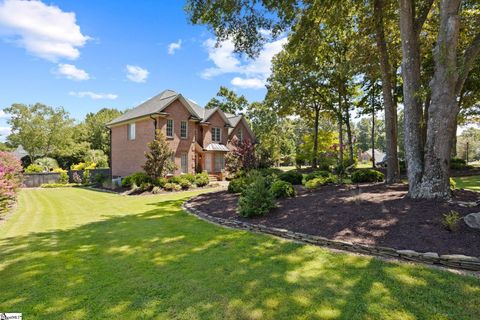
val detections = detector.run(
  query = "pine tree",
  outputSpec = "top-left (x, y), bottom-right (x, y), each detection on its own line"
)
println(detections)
top-left (143, 130), bottom-right (176, 179)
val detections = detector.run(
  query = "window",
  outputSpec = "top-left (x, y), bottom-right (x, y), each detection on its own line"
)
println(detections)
top-left (181, 153), bottom-right (188, 173)
top-left (166, 119), bottom-right (174, 138)
top-left (212, 127), bottom-right (221, 143)
top-left (180, 121), bottom-right (188, 139)
top-left (214, 154), bottom-right (225, 172)
top-left (237, 128), bottom-right (243, 142)
top-left (127, 123), bottom-right (136, 140)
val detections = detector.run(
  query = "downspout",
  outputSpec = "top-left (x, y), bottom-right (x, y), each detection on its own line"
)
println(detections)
top-left (108, 126), bottom-right (112, 178)
top-left (150, 115), bottom-right (158, 134)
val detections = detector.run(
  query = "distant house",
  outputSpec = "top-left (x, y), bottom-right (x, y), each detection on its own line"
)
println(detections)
top-left (359, 149), bottom-right (386, 163)
top-left (107, 89), bottom-right (254, 178)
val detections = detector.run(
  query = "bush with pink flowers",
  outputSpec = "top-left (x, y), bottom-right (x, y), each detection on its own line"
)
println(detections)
top-left (0, 152), bottom-right (23, 213)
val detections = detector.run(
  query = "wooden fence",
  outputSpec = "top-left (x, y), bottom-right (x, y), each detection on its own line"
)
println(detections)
top-left (24, 169), bottom-right (111, 188)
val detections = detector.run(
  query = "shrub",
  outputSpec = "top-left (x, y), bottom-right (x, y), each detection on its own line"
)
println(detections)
top-left (0, 152), bottom-right (23, 212)
top-left (442, 211), bottom-right (461, 232)
top-left (270, 180), bottom-right (295, 199)
top-left (25, 164), bottom-right (43, 173)
top-left (169, 176), bottom-right (183, 184)
top-left (450, 157), bottom-right (467, 170)
top-left (139, 182), bottom-right (153, 191)
top-left (351, 169), bottom-right (384, 183)
top-left (225, 138), bottom-right (256, 174)
top-left (122, 172), bottom-right (151, 188)
top-left (164, 182), bottom-right (181, 191)
top-left (82, 170), bottom-right (91, 184)
top-left (154, 177), bottom-right (167, 188)
top-left (94, 173), bottom-right (108, 184)
top-left (72, 172), bottom-right (82, 184)
top-left (450, 177), bottom-right (457, 190)
top-left (305, 176), bottom-right (335, 189)
top-left (182, 173), bottom-right (196, 183)
top-left (152, 186), bottom-right (162, 194)
top-left (178, 178), bottom-right (192, 190)
top-left (85, 162), bottom-right (97, 170)
top-left (194, 172), bottom-right (209, 187)
top-left (34, 157), bottom-right (59, 171)
top-left (58, 171), bottom-right (69, 184)
top-left (40, 183), bottom-right (79, 188)
top-left (239, 175), bottom-right (276, 217)
top-left (303, 170), bottom-right (331, 183)
top-left (228, 177), bottom-right (249, 193)
top-left (278, 170), bottom-right (303, 185)
top-left (71, 162), bottom-right (86, 171)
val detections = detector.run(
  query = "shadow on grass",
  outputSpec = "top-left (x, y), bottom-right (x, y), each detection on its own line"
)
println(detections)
top-left (0, 195), bottom-right (479, 319)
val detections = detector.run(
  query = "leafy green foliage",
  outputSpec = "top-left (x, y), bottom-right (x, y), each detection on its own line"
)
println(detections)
top-left (270, 180), bottom-right (295, 199)
top-left (82, 170), bottom-right (91, 184)
top-left (79, 108), bottom-right (123, 155)
top-left (450, 177), bottom-right (457, 190)
top-left (154, 177), bottom-right (168, 188)
top-left (205, 86), bottom-right (248, 114)
top-left (304, 176), bottom-right (335, 190)
top-left (163, 182), bottom-right (181, 191)
top-left (34, 157), bottom-right (59, 171)
top-left (303, 170), bottom-right (332, 183)
top-left (227, 176), bottom-right (250, 194)
top-left (143, 130), bottom-right (176, 179)
top-left (278, 170), bottom-right (303, 185)
top-left (351, 169), bottom-right (384, 183)
top-left (442, 211), bottom-right (461, 232)
top-left (194, 172), bottom-right (209, 187)
top-left (40, 183), bottom-right (80, 188)
top-left (239, 175), bottom-right (276, 217)
top-left (121, 172), bottom-right (151, 188)
top-left (25, 164), bottom-right (43, 173)
top-left (450, 157), bottom-right (468, 170)
top-left (178, 179), bottom-right (192, 190)
top-left (84, 149), bottom-right (109, 168)
top-left (58, 171), bottom-right (69, 184)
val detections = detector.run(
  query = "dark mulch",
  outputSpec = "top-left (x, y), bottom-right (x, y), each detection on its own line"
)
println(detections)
top-left (189, 183), bottom-right (480, 257)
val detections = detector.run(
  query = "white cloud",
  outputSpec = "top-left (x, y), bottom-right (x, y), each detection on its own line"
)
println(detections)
top-left (69, 91), bottom-right (118, 100)
top-left (56, 63), bottom-right (89, 81)
top-left (126, 65), bottom-right (149, 83)
top-left (0, 126), bottom-right (11, 136)
top-left (168, 39), bottom-right (182, 55)
top-left (0, 0), bottom-right (89, 61)
top-left (0, 110), bottom-right (10, 119)
top-left (231, 77), bottom-right (265, 89)
top-left (201, 37), bottom-right (287, 89)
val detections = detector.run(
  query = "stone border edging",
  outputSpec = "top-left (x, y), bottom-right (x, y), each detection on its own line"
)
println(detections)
top-left (183, 196), bottom-right (480, 272)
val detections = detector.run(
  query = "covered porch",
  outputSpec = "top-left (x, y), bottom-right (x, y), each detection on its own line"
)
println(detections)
top-left (195, 143), bottom-right (229, 180)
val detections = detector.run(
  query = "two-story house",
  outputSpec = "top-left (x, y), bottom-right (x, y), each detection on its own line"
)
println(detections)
top-left (107, 89), bottom-right (254, 178)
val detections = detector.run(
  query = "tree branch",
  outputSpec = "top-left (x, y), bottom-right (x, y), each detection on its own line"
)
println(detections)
top-left (456, 32), bottom-right (480, 96)
top-left (414, 0), bottom-right (434, 35)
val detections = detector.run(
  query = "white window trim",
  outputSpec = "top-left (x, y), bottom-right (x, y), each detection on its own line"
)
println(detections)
top-left (180, 120), bottom-right (188, 139)
top-left (212, 127), bottom-right (221, 143)
top-left (127, 123), bottom-right (136, 140)
top-left (166, 119), bottom-right (174, 138)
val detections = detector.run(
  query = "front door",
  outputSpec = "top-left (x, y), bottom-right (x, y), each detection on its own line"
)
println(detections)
top-left (205, 153), bottom-right (212, 173)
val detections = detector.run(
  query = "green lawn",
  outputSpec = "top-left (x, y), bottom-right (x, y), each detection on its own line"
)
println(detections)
top-left (1, 188), bottom-right (479, 319)
top-left (454, 175), bottom-right (480, 191)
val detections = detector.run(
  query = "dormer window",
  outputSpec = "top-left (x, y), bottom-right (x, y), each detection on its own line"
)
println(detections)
top-left (237, 128), bottom-right (243, 142)
top-left (166, 119), bottom-right (174, 138)
top-left (212, 127), bottom-right (221, 143)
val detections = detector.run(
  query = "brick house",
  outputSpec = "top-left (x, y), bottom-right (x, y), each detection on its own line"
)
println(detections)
top-left (107, 89), bottom-right (254, 178)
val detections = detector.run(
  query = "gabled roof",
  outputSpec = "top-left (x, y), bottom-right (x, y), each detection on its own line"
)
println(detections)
top-left (107, 89), bottom-right (245, 129)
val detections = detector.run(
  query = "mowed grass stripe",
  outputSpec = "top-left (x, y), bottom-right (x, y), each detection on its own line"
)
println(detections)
top-left (0, 188), bottom-right (478, 320)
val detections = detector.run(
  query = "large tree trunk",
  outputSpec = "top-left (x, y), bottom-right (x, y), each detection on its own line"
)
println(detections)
top-left (371, 107), bottom-right (376, 168)
top-left (344, 103), bottom-right (354, 165)
top-left (374, 0), bottom-right (399, 183)
top-left (417, 0), bottom-right (462, 199)
top-left (398, 0), bottom-right (425, 196)
top-left (312, 106), bottom-right (320, 169)
top-left (338, 90), bottom-right (344, 169)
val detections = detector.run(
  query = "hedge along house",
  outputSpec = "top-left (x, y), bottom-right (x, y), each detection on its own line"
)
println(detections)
top-left (107, 89), bottom-right (254, 179)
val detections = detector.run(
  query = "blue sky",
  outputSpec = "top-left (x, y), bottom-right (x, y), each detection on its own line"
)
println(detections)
top-left (0, 0), bottom-right (286, 139)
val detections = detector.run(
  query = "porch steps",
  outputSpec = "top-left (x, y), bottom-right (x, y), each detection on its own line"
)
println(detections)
top-left (208, 174), bottom-right (219, 182)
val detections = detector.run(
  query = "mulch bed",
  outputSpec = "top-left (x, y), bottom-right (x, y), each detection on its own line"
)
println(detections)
top-left (189, 183), bottom-right (480, 257)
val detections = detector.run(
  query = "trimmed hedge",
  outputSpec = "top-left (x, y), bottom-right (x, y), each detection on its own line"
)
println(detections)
top-left (351, 169), bottom-right (384, 183)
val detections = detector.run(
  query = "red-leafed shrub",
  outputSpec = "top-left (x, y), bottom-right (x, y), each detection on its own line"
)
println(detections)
top-left (225, 138), bottom-right (256, 174)
top-left (0, 152), bottom-right (23, 213)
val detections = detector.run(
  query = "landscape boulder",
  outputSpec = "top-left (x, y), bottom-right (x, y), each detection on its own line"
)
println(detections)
top-left (464, 212), bottom-right (480, 229)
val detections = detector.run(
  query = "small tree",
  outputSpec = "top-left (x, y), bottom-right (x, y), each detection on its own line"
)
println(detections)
top-left (225, 138), bottom-right (256, 174)
top-left (143, 130), bottom-right (176, 179)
